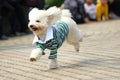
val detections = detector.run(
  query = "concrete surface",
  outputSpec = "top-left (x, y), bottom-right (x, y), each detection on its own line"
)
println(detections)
top-left (0, 20), bottom-right (120, 80)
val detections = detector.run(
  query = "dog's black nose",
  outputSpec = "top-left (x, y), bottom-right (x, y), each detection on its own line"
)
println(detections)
top-left (30, 25), bottom-right (34, 28)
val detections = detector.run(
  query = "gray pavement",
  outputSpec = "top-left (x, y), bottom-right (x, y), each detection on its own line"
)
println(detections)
top-left (0, 20), bottom-right (120, 80)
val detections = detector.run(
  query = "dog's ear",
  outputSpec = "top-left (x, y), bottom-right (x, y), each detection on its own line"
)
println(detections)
top-left (46, 6), bottom-right (58, 20)
top-left (47, 15), bottom-right (54, 25)
top-left (46, 6), bottom-right (61, 25)
top-left (48, 14), bottom-right (54, 21)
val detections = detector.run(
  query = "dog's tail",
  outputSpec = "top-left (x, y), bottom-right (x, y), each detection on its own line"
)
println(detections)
top-left (61, 9), bottom-right (72, 18)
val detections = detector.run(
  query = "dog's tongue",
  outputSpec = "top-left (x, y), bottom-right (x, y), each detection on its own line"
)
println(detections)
top-left (32, 27), bottom-right (38, 31)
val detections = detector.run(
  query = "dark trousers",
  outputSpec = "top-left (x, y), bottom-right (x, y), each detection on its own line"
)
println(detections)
top-left (2, 1), bottom-right (17, 34)
top-left (12, 4), bottom-right (28, 32)
top-left (2, 2), bottom-right (28, 34)
top-left (0, 15), bottom-right (3, 36)
top-left (109, 1), bottom-right (120, 16)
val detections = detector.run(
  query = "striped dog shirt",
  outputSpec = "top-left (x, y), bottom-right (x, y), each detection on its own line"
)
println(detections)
top-left (33, 21), bottom-right (69, 59)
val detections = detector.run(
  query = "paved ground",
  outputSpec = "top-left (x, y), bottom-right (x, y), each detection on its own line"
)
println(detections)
top-left (0, 20), bottom-right (120, 80)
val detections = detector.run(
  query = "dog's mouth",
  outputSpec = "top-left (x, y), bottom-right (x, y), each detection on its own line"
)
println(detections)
top-left (31, 27), bottom-right (38, 31)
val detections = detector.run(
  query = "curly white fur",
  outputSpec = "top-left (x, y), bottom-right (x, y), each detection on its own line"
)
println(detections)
top-left (28, 6), bottom-right (83, 69)
top-left (30, 48), bottom-right (43, 61)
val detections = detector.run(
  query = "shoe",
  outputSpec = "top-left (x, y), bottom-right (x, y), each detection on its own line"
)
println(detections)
top-left (0, 35), bottom-right (8, 40)
top-left (23, 30), bottom-right (31, 35)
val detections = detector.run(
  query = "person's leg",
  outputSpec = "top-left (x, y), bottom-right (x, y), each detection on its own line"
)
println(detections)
top-left (0, 18), bottom-right (8, 40)
top-left (14, 4), bottom-right (28, 33)
top-left (0, 8), bottom-right (8, 40)
top-left (0, 13), bottom-right (3, 37)
top-left (3, 1), bottom-right (19, 35)
top-left (111, 1), bottom-right (120, 17)
top-left (96, 4), bottom-right (102, 21)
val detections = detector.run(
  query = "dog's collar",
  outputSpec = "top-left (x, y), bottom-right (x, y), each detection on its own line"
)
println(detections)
top-left (32, 27), bottom-right (53, 44)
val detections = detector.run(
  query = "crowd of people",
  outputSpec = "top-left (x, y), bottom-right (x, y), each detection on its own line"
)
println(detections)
top-left (0, 0), bottom-right (120, 40)
top-left (61, 0), bottom-right (120, 24)
top-left (0, 0), bottom-right (45, 40)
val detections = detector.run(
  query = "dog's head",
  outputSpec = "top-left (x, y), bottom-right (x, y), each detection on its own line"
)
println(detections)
top-left (28, 8), bottom-right (48, 35)
top-left (28, 7), bottom-right (61, 35)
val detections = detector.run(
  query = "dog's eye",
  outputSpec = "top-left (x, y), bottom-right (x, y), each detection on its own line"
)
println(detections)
top-left (36, 20), bottom-right (40, 22)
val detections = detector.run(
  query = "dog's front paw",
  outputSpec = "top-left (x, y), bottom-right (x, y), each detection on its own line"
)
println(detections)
top-left (30, 48), bottom-right (43, 62)
top-left (48, 59), bottom-right (58, 69)
top-left (30, 58), bottom-right (36, 62)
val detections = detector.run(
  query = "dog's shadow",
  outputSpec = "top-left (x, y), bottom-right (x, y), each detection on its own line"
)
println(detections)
top-left (43, 57), bottom-right (120, 72)
top-left (59, 58), bottom-right (108, 69)
top-left (42, 58), bottom-right (107, 72)
top-left (43, 58), bottom-right (105, 72)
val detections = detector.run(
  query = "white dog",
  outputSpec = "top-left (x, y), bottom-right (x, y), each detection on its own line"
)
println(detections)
top-left (28, 6), bottom-right (83, 69)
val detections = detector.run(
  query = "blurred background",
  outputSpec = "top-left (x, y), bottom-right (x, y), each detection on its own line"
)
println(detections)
top-left (0, 0), bottom-right (120, 40)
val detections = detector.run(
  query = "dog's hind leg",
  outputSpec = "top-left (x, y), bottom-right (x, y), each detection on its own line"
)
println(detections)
top-left (66, 39), bottom-right (80, 52)
top-left (73, 42), bottom-right (80, 52)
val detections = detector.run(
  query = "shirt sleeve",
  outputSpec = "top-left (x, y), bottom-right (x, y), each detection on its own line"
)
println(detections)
top-left (36, 42), bottom-right (45, 54)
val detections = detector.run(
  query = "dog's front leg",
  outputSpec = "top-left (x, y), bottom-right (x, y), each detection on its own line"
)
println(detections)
top-left (30, 48), bottom-right (43, 62)
top-left (49, 58), bottom-right (58, 69)
top-left (48, 49), bottom-right (58, 69)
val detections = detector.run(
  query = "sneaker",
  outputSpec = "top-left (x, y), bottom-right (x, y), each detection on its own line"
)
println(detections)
top-left (0, 35), bottom-right (8, 40)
